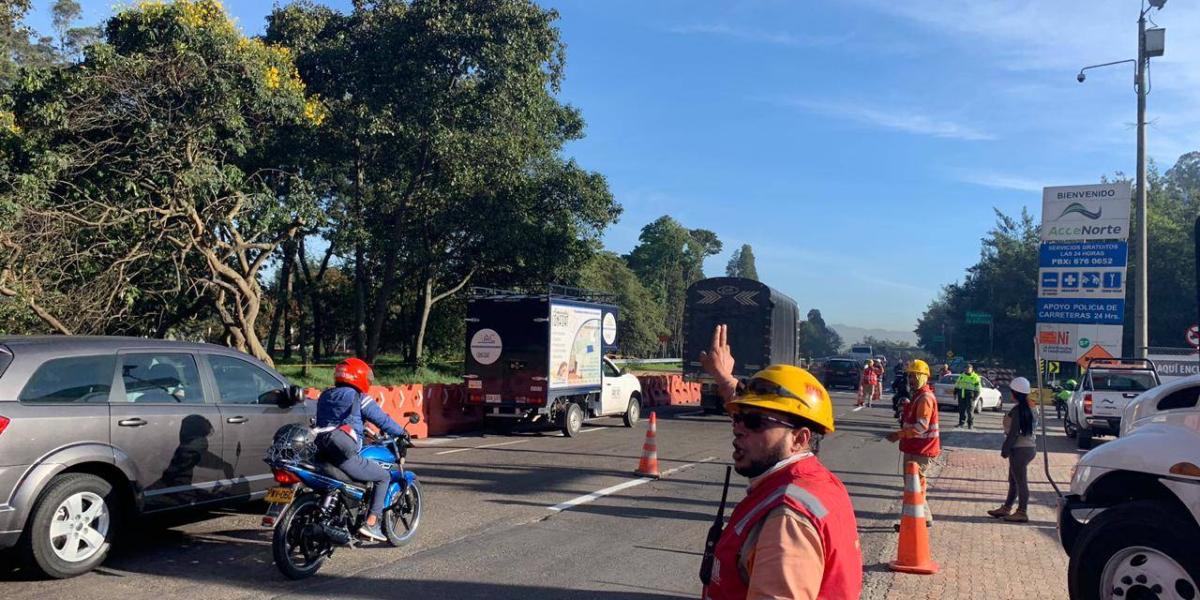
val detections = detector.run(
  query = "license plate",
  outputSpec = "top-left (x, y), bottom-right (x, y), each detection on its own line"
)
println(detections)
top-left (485, 394), bottom-right (501, 404)
top-left (265, 487), bottom-right (295, 504)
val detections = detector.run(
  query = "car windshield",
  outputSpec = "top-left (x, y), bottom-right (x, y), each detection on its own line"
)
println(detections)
top-left (1089, 371), bottom-right (1158, 392)
top-left (830, 360), bottom-right (856, 368)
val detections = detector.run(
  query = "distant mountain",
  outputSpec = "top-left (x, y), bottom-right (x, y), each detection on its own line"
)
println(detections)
top-left (831, 324), bottom-right (918, 347)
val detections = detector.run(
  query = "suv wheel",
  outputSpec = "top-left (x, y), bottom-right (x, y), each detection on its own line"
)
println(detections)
top-left (560, 402), bottom-right (584, 437)
top-left (21, 473), bottom-right (120, 579)
top-left (1069, 500), bottom-right (1200, 600)
top-left (622, 396), bottom-right (641, 427)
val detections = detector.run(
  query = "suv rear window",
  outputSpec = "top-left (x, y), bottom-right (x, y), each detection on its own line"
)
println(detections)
top-left (1088, 371), bottom-right (1158, 392)
top-left (19, 355), bottom-right (116, 403)
top-left (830, 360), bottom-right (856, 368)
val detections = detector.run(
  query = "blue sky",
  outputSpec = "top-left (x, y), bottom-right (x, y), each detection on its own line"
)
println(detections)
top-left (24, 1), bottom-right (1200, 334)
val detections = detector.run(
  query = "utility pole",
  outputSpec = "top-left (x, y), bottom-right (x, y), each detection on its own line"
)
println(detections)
top-left (1133, 8), bottom-right (1149, 359)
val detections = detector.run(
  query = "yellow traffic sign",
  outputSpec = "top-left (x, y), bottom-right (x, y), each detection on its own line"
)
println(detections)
top-left (1047, 361), bottom-right (1060, 374)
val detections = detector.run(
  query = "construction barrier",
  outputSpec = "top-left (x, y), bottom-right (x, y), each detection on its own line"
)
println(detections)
top-left (305, 385), bottom-right (429, 438)
top-left (424, 383), bottom-right (484, 436)
top-left (634, 375), bottom-right (701, 407)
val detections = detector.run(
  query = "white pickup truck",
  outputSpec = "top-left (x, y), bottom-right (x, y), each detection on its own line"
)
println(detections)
top-left (1058, 372), bottom-right (1200, 599)
top-left (1064, 358), bottom-right (1160, 450)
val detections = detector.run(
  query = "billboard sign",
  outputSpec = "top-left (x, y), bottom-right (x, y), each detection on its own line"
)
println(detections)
top-left (1040, 183), bottom-right (1131, 242)
top-left (548, 303), bottom-right (602, 390)
top-left (1037, 323), bottom-right (1123, 362)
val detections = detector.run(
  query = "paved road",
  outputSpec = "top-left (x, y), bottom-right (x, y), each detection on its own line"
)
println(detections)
top-left (2, 390), bottom-right (910, 599)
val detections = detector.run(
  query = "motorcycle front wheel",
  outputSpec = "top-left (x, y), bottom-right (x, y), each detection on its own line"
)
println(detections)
top-left (382, 479), bottom-right (422, 547)
top-left (272, 492), bottom-right (330, 580)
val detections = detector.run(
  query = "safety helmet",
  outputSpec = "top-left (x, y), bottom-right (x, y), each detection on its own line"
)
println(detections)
top-left (334, 357), bottom-right (373, 393)
top-left (906, 359), bottom-right (931, 376)
top-left (727, 365), bottom-right (835, 434)
top-left (1009, 377), bottom-right (1032, 394)
top-left (267, 423), bottom-right (316, 464)
top-left (1064, 379), bottom-right (1077, 391)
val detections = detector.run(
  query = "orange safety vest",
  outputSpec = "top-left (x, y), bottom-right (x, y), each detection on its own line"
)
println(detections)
top-left (703, 456), bottom-right (862, 600)
top-left (899, 386), bottom-right (941, 457)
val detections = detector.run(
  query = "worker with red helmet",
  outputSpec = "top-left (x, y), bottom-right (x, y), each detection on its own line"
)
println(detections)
top-left (313, 357), bottom-right (408, 542)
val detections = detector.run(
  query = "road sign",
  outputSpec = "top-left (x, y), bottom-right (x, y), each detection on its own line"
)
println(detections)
top-left (1046, 361), bottom-right (1060, 374)
top-left (1077, 344), bottom-right (1115, 369)
top-left (1037, 298), bottom-right (1125, 325)
top-left (1040, 183), bottom-right (1131, 243)
top-left (946, 351), bottom-right (954, 359)
top-left (965, 311), bottom-right (992, 325)
top-left (1037, 323), bottom-right (1123, 361)
top-left (1038, 268), bottom-right (1126, 298)
top-left (1187, 324), bottom-right (1200, 350)
top-left (1039, 241), bottom-right (1128, 268)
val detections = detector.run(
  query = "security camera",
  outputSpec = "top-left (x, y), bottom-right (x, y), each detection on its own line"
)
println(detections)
top-left (1077, 72), bottom-right (1086, 83)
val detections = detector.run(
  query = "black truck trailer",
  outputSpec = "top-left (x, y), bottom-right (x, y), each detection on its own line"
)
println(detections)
top-left (681, 277), bottom-right (799, 412)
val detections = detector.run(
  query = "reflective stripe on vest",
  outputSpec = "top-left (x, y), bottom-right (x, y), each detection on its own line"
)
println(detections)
top-left (733, 483), bottom-right (829, 535)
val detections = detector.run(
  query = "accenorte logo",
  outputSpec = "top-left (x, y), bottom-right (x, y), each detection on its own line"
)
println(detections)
top-left (1057, 202), bottom-right (1102, 220)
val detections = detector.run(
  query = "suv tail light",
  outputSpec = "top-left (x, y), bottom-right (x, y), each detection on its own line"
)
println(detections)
top-left (1083, 393), bottom-right (1093, 415)
top-left (273, 468), bottom-right (301, 485)
top-left (0, 415), bottom-right (8, 436)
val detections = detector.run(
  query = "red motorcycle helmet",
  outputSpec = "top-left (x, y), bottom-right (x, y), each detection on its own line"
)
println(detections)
top-left (334, 357), bottom-right (373, 393)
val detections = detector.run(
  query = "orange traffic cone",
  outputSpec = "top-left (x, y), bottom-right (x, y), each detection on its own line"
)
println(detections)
top-left (889, 460), bottom-right (938, 574)
top-left (635, 412), bottom-right (660, 478)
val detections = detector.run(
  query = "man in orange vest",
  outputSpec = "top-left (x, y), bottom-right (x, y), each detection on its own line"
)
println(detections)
top-left (886, 358), bottom-right (940, 527)
top-left (699, 324), bottom-right (862, 600)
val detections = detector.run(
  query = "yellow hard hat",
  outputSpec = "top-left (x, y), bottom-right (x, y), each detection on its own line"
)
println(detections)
top-left (906, 359), bottom-right (931, 376)
top-left (727, 365), bottom-right (835, 433)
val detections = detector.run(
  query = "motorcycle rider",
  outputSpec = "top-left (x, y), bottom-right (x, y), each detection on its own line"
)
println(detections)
top-left (314, 357), bottom-right (409, 542)
top-left (1054, 379), bottom-right (1075, 420)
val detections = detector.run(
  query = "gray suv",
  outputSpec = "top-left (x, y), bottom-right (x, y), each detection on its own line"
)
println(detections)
top-left (0, 336), bottom-right (310, 578)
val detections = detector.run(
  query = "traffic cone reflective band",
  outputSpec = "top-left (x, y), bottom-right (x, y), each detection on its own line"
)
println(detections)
top-left (635, 411), bottom-right (660, 478)
top-left (889, 460), bottom-right (938, 575)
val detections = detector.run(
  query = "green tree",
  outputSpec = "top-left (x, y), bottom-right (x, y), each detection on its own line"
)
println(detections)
top-left (725, 243), bottom-right (759, 280)
top-left (798, 308), bottom-right (843, 358)
top-left (625, 216), bottom-right (722, 355)
top-left (50, 0), bottom-right (99, 59)
top-left (578, 250), bottom-right (665, 357)
top-left (0, 0), bottom-right (321, 363)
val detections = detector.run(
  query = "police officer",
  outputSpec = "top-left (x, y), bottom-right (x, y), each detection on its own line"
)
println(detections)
top-left (699, 324), bottom-right (862, 599)
top-left (955, 363), bottom-right (982, 429)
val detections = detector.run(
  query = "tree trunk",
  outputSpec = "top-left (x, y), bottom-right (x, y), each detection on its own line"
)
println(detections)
top-left (365, 246), bottom-right (399, 362)
top-left (267, 240), bottom-right (296, 358)
top-left (282, 265), bottom-right (294, 361)
top-left (413, 269), bottom-right (475, 363)
top-left (352, 148), bottom-right (367, 358)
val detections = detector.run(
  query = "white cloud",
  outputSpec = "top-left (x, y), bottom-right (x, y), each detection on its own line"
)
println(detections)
top-left (777, 97), bottom-right (994, 141)
top-left (952, 169), bottom-right (1044, 192)
top-left (668, 24), bottom-right (844, 48)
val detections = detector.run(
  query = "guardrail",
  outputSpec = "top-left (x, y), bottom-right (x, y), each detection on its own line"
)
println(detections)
top-left (611, 358), bottom-right (681, 365)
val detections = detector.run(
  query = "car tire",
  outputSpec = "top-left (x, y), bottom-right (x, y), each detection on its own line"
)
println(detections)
top-left (1077, 429), bottom-right (1092, 450)
top-left (1068, 500), bottom-right (1200, 600)
top-left (622, 395), bottom-right (641, 427)
top-left (974, 399), bottom-right (983, 414)
top-left (1065, 419), bottom-right (1077, 439)
top-left (561, 402), bottom-right (583, 437)
top-left (21, 473), bottom-right (120, 579)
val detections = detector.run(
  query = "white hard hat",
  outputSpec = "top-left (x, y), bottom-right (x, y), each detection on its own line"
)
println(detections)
top-left (1009, 377), bottom-right (1031, 394)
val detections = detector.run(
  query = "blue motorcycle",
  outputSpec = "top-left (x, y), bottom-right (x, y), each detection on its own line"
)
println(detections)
top-left (263, 415), bottom-right (423, 579)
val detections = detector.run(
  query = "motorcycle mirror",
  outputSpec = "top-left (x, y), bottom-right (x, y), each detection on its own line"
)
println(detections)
top-left (409, 413), bottom-right (421, 424)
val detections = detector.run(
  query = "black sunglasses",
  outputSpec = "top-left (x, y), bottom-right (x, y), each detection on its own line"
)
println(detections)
top-left (730, 411), bottom-right (797, 431)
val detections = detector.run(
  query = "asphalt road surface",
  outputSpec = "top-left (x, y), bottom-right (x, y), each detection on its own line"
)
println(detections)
top-left (2, 390), bottom-right (910, 599)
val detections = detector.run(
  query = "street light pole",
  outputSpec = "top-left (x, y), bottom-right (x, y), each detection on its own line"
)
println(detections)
top-left (1134, 9), bottom-right (1149, 359)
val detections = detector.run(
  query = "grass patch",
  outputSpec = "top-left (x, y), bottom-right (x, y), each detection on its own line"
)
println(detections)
top-left (619, 361), bottom-right (682, 374)
top-left (273, 355), bottom-right (463, 388)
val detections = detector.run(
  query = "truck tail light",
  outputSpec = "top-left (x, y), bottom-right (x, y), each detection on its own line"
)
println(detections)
top-left (1083, 394), bottom-right (1093, 415)
top-left (0, 415), bottom-right (8, 436)
top-left (467, 390), bottom-right (483, 404)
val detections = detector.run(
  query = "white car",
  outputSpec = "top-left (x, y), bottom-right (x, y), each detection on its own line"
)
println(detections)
top-left (931, 374), bottom-right (1003, 413)
top-left (1065, 359), bottom-right (1160, 450)
top-left (1058, 373), bottom-right (1200, 599)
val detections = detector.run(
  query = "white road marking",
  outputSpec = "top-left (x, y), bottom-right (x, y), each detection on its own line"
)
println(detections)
top-left (412, 436), bottom-right (464, 447)
top-left (435, 439), bottom-right (530, 455)
top-left (851, 406), bottom-right (864, 412)
top-left (547, 457), bottom-right (717, 512)
top-left (579, 427), bottom-right (603, 433)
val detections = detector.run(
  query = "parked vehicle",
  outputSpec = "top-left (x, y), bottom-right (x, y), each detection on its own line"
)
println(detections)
top-left (931, 374), bottom-right (1003, 413)
top-left (264, 418), bottom-right (423, 579)
top-left (1065, 358), bottom-right (1160, 450)
top-left (462, 286), bottom-right (640, 436)
top-left (847, 344), bottom-right (873, 363)
top-left (0, 336), bottom-right (308, 578)
top-left (681, 277), bottom-right (799, 412)
top-left (816, 357), bottom-right (862, 391)
top-left (1058, 373), bottom-right (1200, 599)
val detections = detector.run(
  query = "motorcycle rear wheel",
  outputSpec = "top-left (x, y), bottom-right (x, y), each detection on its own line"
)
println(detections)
top-left (383, 480), bottom-right (422, 547)
top-left (273, 493), bottom-right (330, 580)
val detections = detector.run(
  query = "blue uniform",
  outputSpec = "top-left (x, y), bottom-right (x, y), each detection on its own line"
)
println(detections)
top-left (314, 385), bottom-right (406, 518)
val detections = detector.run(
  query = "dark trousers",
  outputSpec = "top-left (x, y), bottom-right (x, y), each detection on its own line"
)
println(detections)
top-left (316, 429), bottom-right (391, 518)
top-left (1005, 446), bottom-right (1037, 511)
top-left (957, 391), bottom-right (977, 426)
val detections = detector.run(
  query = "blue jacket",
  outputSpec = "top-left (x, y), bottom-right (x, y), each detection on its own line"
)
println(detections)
top-left (315, 385), bottom-right (407, 449)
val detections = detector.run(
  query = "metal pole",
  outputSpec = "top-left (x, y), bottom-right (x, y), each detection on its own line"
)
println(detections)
top-left (1134, 10), bottom-right (1149, 359)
